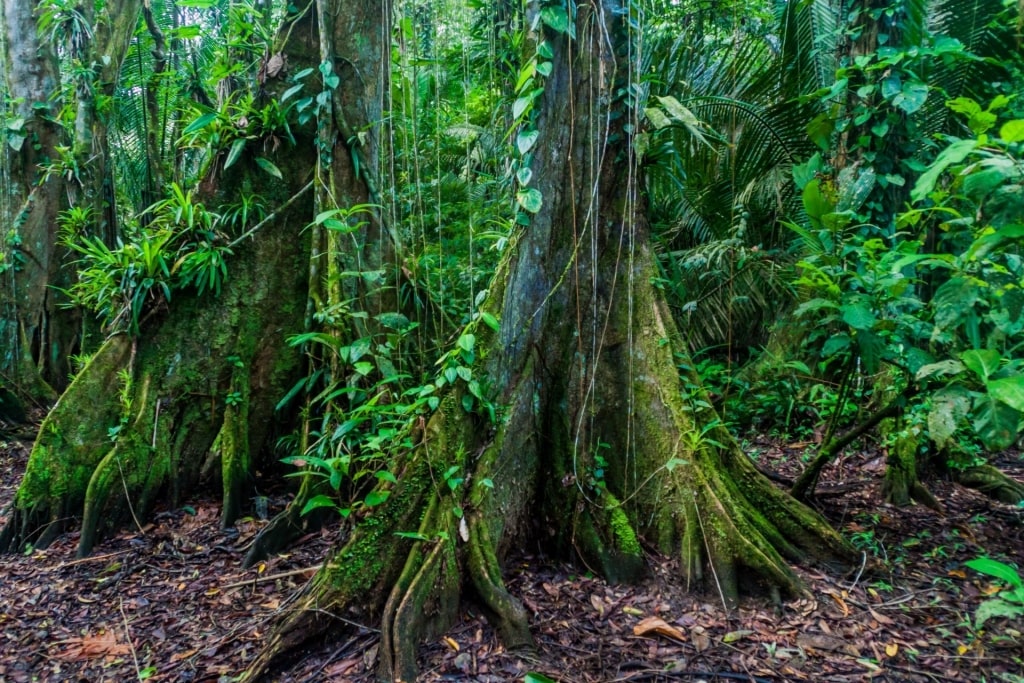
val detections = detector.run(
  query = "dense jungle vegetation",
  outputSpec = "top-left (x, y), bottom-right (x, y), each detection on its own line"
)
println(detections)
top-left (0, 0), bottom-right (1022, 679)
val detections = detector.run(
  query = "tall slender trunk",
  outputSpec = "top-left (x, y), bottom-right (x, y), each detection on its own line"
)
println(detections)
top-left (0, 0), bottom-right (67, 408)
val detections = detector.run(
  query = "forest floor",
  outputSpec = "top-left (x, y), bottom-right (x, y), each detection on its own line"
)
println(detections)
top-left (1, 423), bottom-right (1022, 683)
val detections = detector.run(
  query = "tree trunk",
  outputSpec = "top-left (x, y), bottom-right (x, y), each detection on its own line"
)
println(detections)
top-left (0, 10), bottom-right (323, 556)
top-left (245, 2), bottom-right (856, 680)
top-left (241, 0), bottom-right (408, 565)
top-left (0, 0), bottom-right (68, 407)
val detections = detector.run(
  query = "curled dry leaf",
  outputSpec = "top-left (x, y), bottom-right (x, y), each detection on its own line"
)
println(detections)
top-left (633, 616), bottom-right (686, 642)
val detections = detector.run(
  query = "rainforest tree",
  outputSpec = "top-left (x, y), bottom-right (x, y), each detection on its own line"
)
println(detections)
top-left (242, 0), bottom-right (855, 679)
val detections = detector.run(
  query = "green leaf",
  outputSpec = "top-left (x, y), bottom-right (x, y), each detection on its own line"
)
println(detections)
top-left (911, 139), bottom-right (976, 203)
top-left (927, 386), bottom-right (971, 449)
top-left (513, 95), bottom-right (534, 120)
top-left (540, 6), bottom-right (572, 35)
top-left (841, 303), bottom-right (876, 331)
top-left (224, 138), bottom-right (246, 169)
top-left (960, 349), bottom-right (1001, 382)
top-left (480, 312), bottom-right (500, 331)
top-left (517, 129), bottom-right (539, 155)
top-left (517, 188), bottom-right (543, 213)
top-left (999, 120), bottom-right (1024, 143)
top-left (183, 112), bottom-right (218, 134)
top-left (516, 167), bottom-right (533, 186)
top-left (535, 61), bottom-right (553, 77)
top-left (915, 359), bottom-right (964, 381)
top-left (458, 333), bottom-right (476, 352)
top-left (988, 376), bottom-right (1024, 412)
top-left (255, 157), bottom-right (283, 179)
top-left (893, 81), bottom-right (928, 114)
top-left (965, 558), bottom-right (1024, 589)
top-left (301, 494), bottom-right (338, 516)
top-left (822, 333), bottom-right (851, 358)
top-left (974, 597), bottom-right (1024, 629)
top-left (524, 674), bottom-right (558, 683)
top-left (971, 395), bottom-right (1018, 450)
top-left (364, 490), bottom-right (391, 507)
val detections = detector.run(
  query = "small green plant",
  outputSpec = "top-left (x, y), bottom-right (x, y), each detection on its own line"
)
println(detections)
top-left (965, 557), bottom-right (1024, 629)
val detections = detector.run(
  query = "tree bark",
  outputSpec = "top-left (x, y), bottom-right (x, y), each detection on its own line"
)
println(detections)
top-left (0, 0), bottom-right (68, 406)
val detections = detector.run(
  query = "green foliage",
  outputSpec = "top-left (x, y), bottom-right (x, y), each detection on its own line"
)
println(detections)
top-left (965, 558), bottom-right (1024, 629)
top-left (59, 183), bottom-right (241, 335)
top-left (786, 98), bottom-right (1024, 456)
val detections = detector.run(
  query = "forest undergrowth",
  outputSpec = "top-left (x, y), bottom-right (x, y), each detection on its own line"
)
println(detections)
top-left (1, 420), bottom-right (1021, 683)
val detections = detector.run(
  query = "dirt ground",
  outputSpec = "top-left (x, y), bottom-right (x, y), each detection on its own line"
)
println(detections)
top-left (1, 426), bottom-right (1022, 683)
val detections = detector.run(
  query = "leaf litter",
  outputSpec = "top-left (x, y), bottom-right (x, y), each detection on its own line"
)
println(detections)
top-left (1, 430), bottom-right (1022, 682)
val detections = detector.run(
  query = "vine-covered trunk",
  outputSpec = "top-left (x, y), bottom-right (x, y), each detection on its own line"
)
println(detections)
top-left (0, 13), bottom-right (324, 556)
top-left (0, 0), bottom-right (69, 409)
top-left (245, 2), bottom-right (856, 680)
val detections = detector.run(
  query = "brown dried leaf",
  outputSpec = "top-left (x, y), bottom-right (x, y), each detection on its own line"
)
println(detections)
top-left (795, 633), bottom-right (860, 657)
top-left (633, 616), bottom-right (686, 642)
top-left (54, 633), bottom-right (130, 661)
top-left (868, 607), bottom-right (895, 625)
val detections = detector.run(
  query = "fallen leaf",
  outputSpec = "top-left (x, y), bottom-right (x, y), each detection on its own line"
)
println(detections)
top-left (590, 594), bottom-right (605, 617)
top-left (443, 636), bottom-right (459, 651)
top-left (868, 607), bottom-right (895, 625)
top-left (633, 616), bottom-right (686, 642)
top-left (885, 643), bottom-right (898, 657)
top-left (622, 606), bottom-right (643, 616)
top-left (796, 633), bottom-right (860, 657)
top-left (723, 629), bottom-right (754, 644)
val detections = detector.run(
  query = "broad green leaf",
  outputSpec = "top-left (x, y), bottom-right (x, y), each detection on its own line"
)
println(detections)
top-left (535, 61), bottom-right (553, 77)
top-left (644, 107), bottom-right (671, 130)
top-left (999, 120), bottom-right (1024, 143)
top-left (911, 138), bottom-right (976, 203)
top-left (960, 349), bottom-right (1000, 382)
top-left (255, 157), bottom-right (283, 179)
top-left (183, 112), bottom-right (218, 135)
top-left (927, 386), bottom-right (971, 448)
top-left (364, 490), bottom-right (391, 507)
top-left (517, 188), bottom-right (543, 213)
top-left (458, 333), bottom-right (476, 352)
top-left (516, 167), bottom-right (533, 186)
top-left (802, 180), bottom-right (833, 229)
top-left (224, 138), bottom-right (246, 169)
top-left (480, 312), bottom-right (500, 331)
top-left (301, 494), bottom-right (338, 516)
top-left (841, 303), bottom-right (876, 331)
top-left (512, 95), bottom-right (534, 120)
top-left (822, 333), bottom-right (851, 358)
top-left (539, 6), bottom-right (572, 36)
top-left (971, 395), bottom-right (1018, 450)
top-left (517, 129), bottom-right (539, 155)
top-left (988, 376), bottom-right (1024, 412)
top-left (915, 359), bottom-right (964, 381)
top-left (965, 558), bottom-right (1024, 588)
top-left (894, 81), bottom-right (928, 114)
top-left (856, 330), bottom-right (885, 374)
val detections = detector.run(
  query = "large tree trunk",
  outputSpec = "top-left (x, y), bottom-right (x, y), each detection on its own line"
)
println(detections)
top-left (0, 10), bottom-right (323, 556)
top-left (244, 2), bottom-right (856, 681)
top-left (0, 0), bottom-right (68, 409)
